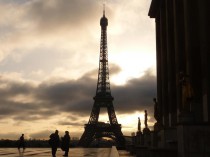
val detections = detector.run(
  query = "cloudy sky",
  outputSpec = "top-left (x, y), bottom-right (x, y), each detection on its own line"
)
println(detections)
top-left (0, 0), bottom-right (156, 140)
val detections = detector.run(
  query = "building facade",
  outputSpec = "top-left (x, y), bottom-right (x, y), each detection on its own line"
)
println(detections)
top-left (149, 0), bottom-right (210, 127)
top-left (148, 1), bottom-right (210, 156)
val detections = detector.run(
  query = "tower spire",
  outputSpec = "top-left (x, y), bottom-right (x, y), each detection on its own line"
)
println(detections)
top-left (103, 0), bottom-right (106, 16)
top-left (103, 3), bottom-right (105, 16)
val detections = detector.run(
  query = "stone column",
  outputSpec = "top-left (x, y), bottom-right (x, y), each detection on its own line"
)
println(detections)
top-left (206, 0), bottom-right (210, 122)
top-left (183, 0), bottom-right (203, 122)
top-left (160, 0), bottom-right (169, 127)
top-left (155, 13), bottom-right (163, 126)
top-left (165, 0), bottom-right (177, 126)
top-left (197, 0), bottom-right (209, 122)
top-left (173, 0), bottom-right (186, 121)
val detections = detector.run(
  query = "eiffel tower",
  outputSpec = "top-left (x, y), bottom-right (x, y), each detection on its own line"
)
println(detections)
top-left (78, 6), bottom-right (125, 147)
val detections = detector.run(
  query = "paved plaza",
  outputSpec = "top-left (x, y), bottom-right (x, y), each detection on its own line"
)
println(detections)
top-left (0, 148), bottom-right (134, 157)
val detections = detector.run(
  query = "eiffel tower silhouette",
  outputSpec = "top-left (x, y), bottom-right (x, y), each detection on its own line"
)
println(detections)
top-left (78, 6), bottom-right (125, 147)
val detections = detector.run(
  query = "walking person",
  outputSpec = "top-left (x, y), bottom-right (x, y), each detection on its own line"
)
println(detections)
top-left (17, 134), bottom-right (26, 156)
top-left (49, 130), bottom-right (60, 157)
top-left (18, 134), bottom-right (25, 150)
top-left (61, 131), bottom-right (71, 156)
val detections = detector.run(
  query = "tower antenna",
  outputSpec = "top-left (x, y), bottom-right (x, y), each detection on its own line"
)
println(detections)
top-left (103, 0), bottom-right (106, 16)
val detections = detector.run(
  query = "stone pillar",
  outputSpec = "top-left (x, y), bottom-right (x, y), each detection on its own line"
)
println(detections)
top-left (183, 0), bottom-right (203, 122)
top-left (206, 1), bottom-right (210, 122)
top-left (160, 0), bottom-right (169, 127)
top-left (165, 0), bottom-right (177, 126)
top-left (198, 0), bottom-right (210, 122)
top-left (173, 0), bottom-right (186, 121)
top-left (155, 11), bottom-right (163, 127)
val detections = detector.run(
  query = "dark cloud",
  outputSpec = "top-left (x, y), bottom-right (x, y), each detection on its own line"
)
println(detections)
top-left (113, 70), bottom-right (156, 114)
top-left (83, 63), bottom-right (121, 79)
top-left (0, 68), bottom-right (156, 122)
top-left (24, 0), bottom-right (112, 33)
top-left (0, 78), bottom-right (34, 98)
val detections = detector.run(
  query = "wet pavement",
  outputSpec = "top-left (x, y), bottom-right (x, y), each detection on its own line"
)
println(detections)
top-left (0, 148), bottom-right (134, 157)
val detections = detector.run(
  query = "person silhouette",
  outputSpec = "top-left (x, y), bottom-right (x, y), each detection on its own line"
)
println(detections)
top-left (49, 130), bottom-right (60, 157)
top-left (61, 131), bottom-right (71, 156)
top-left (17, 134), bottom-right (25, 156)
top-left (18, 134), bottom-right (25, 150)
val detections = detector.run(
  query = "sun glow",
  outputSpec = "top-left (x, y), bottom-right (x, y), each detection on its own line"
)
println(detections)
top-left (110, 51), bottom-right (155, 85)
top-left (118, 111), bottom-right (145, 129)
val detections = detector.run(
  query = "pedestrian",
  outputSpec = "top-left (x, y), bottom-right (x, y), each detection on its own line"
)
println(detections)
top-left (18, 134), bottom-right (25, 150)
top-left (17, 134), bottom-right (25, 156)
top-left (61, 131), bottom-right (70, 156)
top-left (49, 130), bottom-right (60, 157)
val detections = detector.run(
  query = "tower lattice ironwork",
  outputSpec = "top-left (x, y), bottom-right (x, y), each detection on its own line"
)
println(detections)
top-left (78, 7), bottom-right (125, 147)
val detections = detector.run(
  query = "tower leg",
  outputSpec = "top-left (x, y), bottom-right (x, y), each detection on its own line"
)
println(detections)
top-left (78, 125), bottom-right (96, 147)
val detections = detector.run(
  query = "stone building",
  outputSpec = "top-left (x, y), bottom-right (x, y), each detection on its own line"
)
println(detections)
top-left (148, 0), bottom-right (210, 157)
